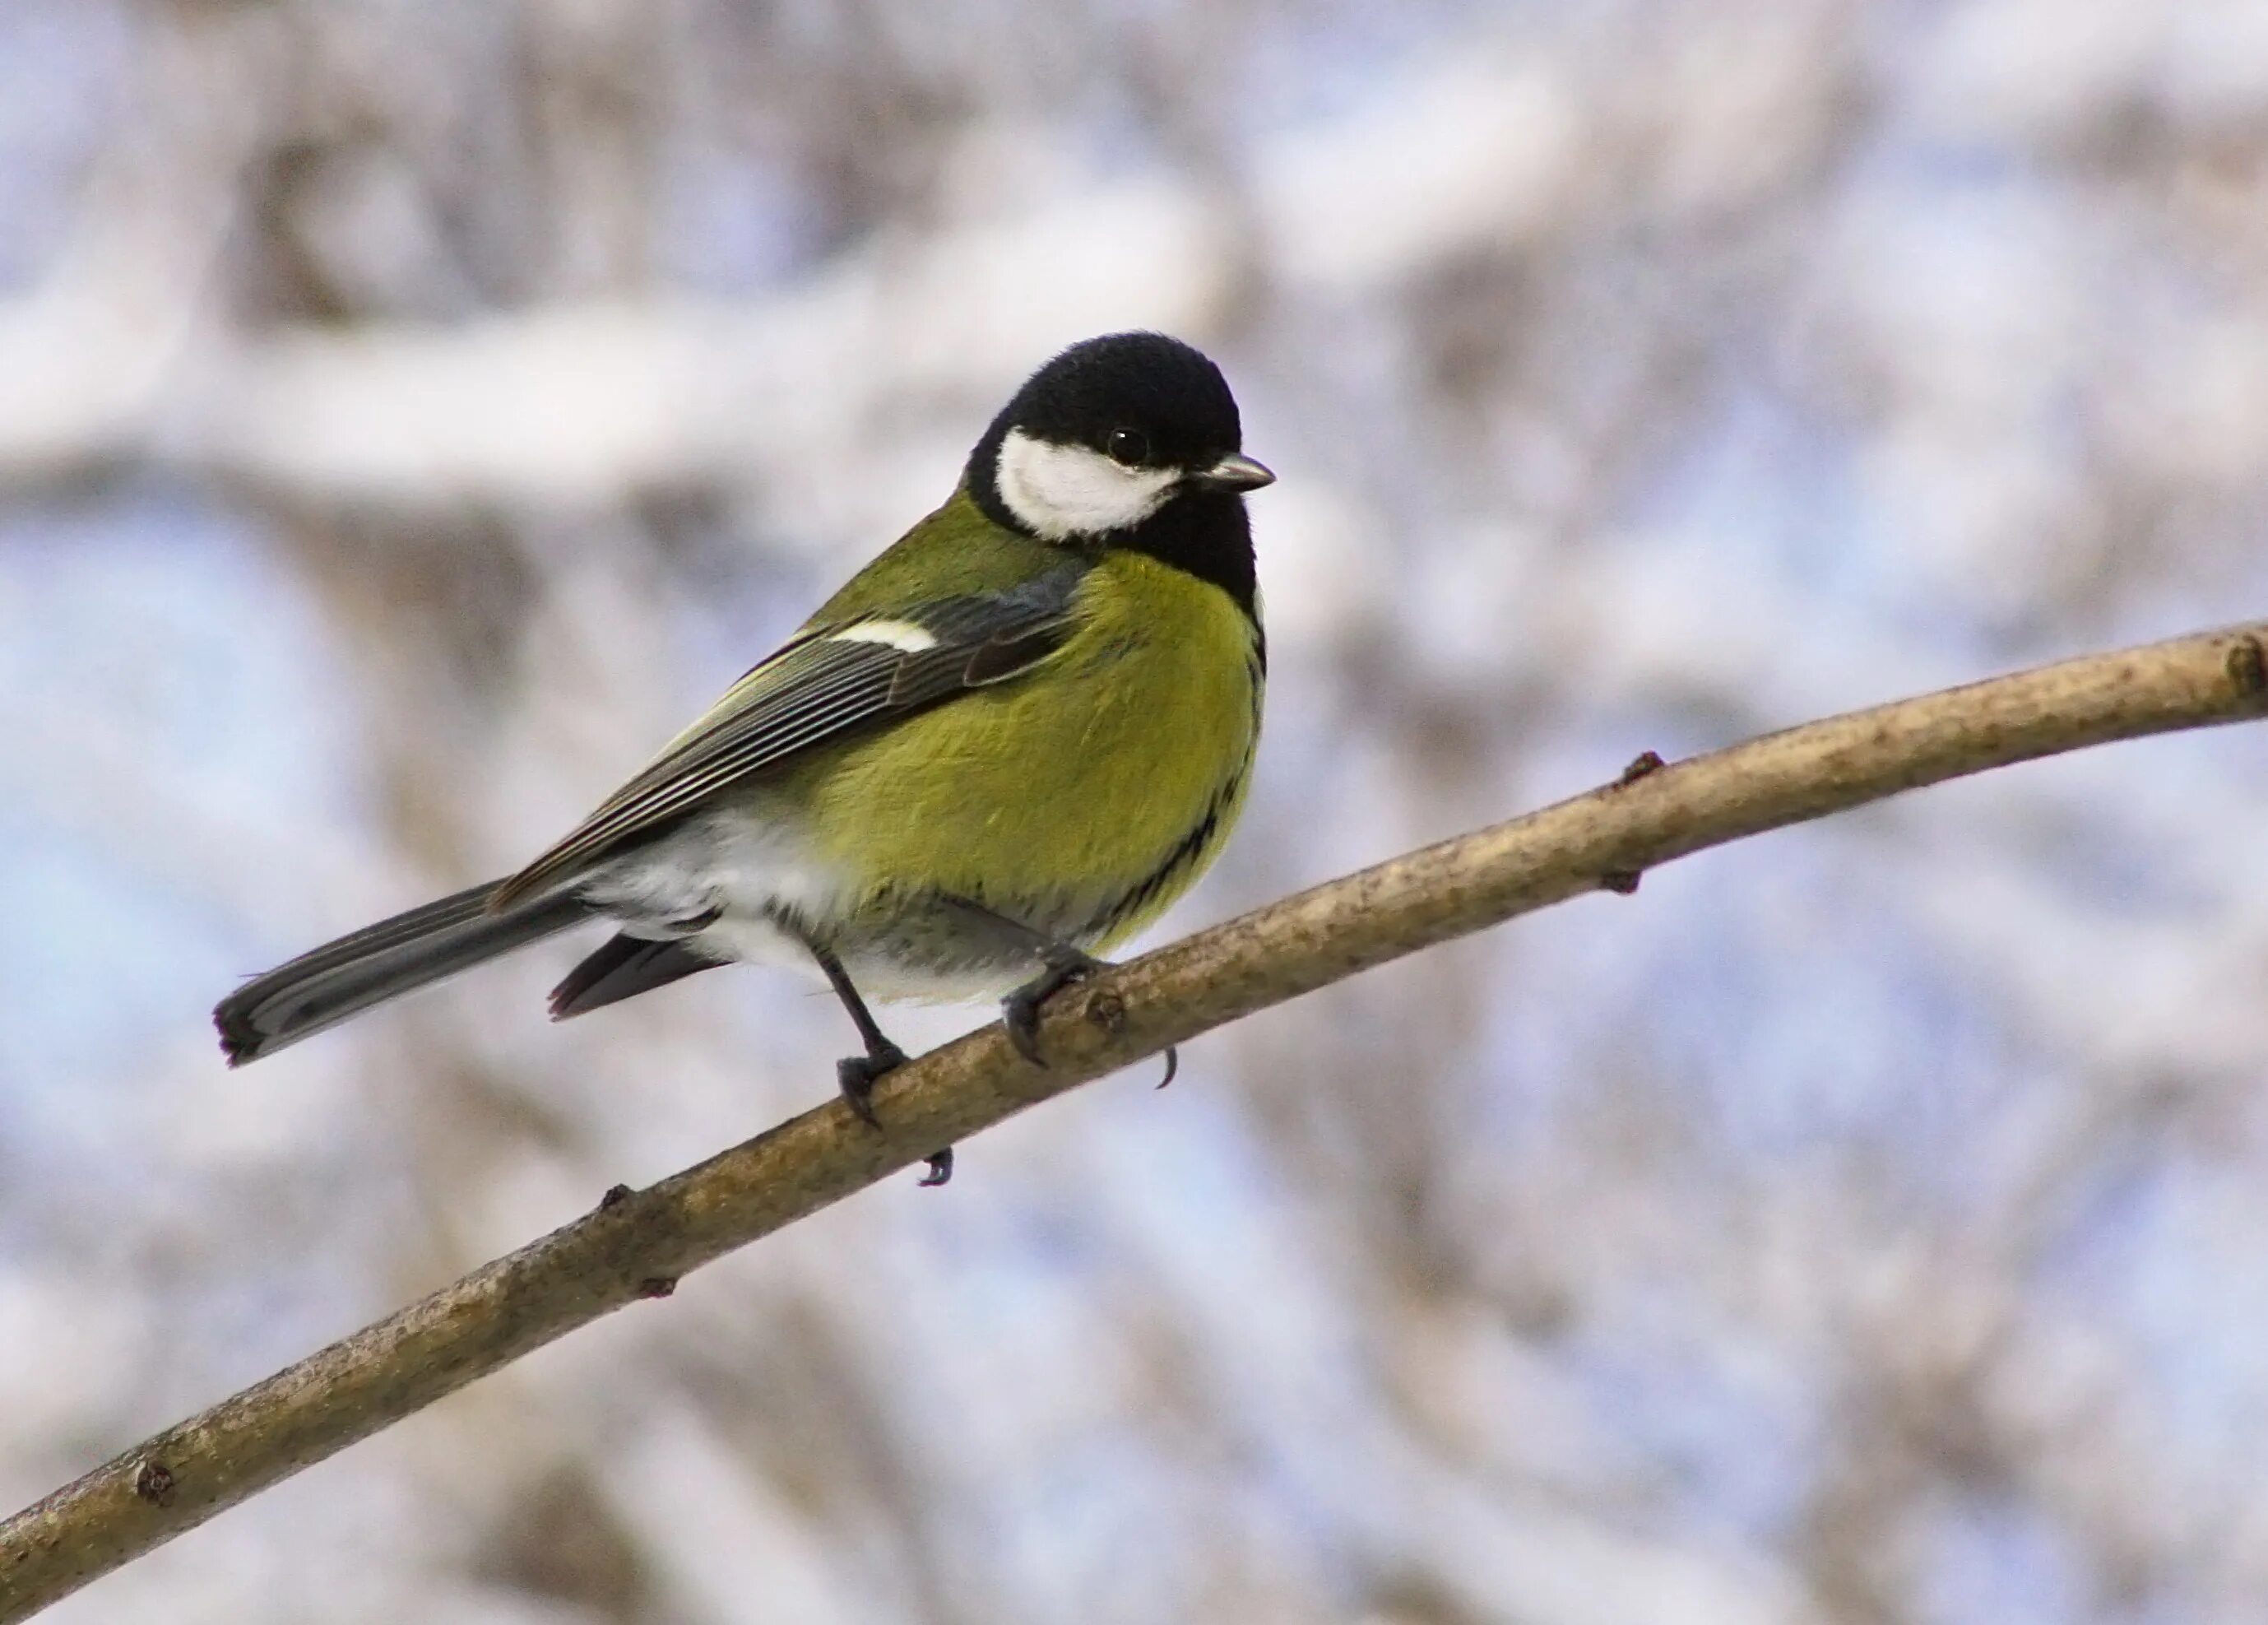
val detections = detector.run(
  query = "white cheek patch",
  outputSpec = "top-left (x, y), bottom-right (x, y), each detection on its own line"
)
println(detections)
top-left (828, 620), bottom-right (937, 652)
top-left (995, 428), bottom-right (1180, 541)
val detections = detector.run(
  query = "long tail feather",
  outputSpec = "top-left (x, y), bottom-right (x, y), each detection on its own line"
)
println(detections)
top-left (215, 881), bottom-right (591, 1065)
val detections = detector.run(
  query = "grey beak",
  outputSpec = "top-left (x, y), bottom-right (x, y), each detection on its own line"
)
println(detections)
top-left (1190, 453), bottom-right (1276, 493)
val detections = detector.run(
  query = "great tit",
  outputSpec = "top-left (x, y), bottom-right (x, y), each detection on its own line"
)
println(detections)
top-left (215, 332), bottom-right (1273, 1186)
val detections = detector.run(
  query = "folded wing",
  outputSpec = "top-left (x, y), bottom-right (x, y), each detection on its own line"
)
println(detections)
top-left (489, 567), bottom-right (1088, 908)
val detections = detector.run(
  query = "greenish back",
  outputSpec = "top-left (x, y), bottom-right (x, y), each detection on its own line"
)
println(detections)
top-left (809, 486), bottom-right (1069, 624)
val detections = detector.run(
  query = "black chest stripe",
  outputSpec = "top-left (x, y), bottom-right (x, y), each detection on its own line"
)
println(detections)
top-left (1082, 766), bottom-right (1245, 940)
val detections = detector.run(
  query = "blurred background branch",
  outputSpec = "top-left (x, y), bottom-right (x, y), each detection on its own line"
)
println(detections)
top-left (6, 2), bottom-right (2268, 1622)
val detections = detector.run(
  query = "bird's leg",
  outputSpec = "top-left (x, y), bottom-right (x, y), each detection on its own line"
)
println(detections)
top-left (809, 944), bottom-right (903, 1125)
top-left (800, 934), bottom-right (951, 1187)
top-left (941, 898), bottom-right (1176, 1083)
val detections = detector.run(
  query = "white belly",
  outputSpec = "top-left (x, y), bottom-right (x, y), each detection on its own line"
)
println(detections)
top-left (573, 805), bottom-right (1037, 1004)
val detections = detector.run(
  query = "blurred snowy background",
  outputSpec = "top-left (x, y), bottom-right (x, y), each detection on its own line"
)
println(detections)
top-left (4, 1), bottom-right (2268, 1621)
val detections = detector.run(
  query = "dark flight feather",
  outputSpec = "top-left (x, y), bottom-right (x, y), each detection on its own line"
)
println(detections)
top-left (489, 570), bottom-right (1088, 909)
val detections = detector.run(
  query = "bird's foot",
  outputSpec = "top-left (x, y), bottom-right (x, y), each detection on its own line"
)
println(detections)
top-left (835, 1043), bottom-right (953, 1186)
top-left (1003, 952), bottom-right (1179, 1087)
top-left (1002, 950), bottom-right (1106, 1067)
top-left (835, 1042), bottom-right (906, 1129)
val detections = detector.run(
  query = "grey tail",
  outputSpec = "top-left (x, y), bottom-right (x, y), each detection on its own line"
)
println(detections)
top-left (549, 932), bottom-right (726, 1020)
top-left (216, 881), bottom-right (592, 1066)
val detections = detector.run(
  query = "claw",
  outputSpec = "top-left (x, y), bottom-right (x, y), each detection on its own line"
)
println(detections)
top-left (1005, 998), bottom-right (1048, 1066)
top-left (836, 1042), bottom-right (907, 1129)
top-left (838, 1046), bottom-right (955, 1187)
top-left (1156, 1046), bottom-right (1179, 1089)
top-left (1001, 956), bottom-right (1097, 1068)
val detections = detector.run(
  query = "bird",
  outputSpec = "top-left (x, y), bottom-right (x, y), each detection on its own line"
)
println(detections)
top-left (215, 331), bottom-right (1273, 1186)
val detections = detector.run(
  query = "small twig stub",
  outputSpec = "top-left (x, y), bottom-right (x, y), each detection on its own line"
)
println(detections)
top-left (131, 1461), bottom-right (175, 1510)
top-left (1616, 750), bottom-right (1667, 787)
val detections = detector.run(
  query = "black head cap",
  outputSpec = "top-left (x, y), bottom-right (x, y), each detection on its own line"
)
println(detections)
top-left (970, 332), bottom-right (1245, 479)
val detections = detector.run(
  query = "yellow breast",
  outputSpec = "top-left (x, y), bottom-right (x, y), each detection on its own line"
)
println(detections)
top-left (799, 550), bottom-right (1263, 945)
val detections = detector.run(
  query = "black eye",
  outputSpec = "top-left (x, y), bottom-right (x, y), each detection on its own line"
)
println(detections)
top-left (1106, 427), bottom-right (1150, 467)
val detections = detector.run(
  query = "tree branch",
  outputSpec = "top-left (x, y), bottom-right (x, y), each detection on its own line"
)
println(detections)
top-left (6, 621), bottom-right (2265, 1619)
